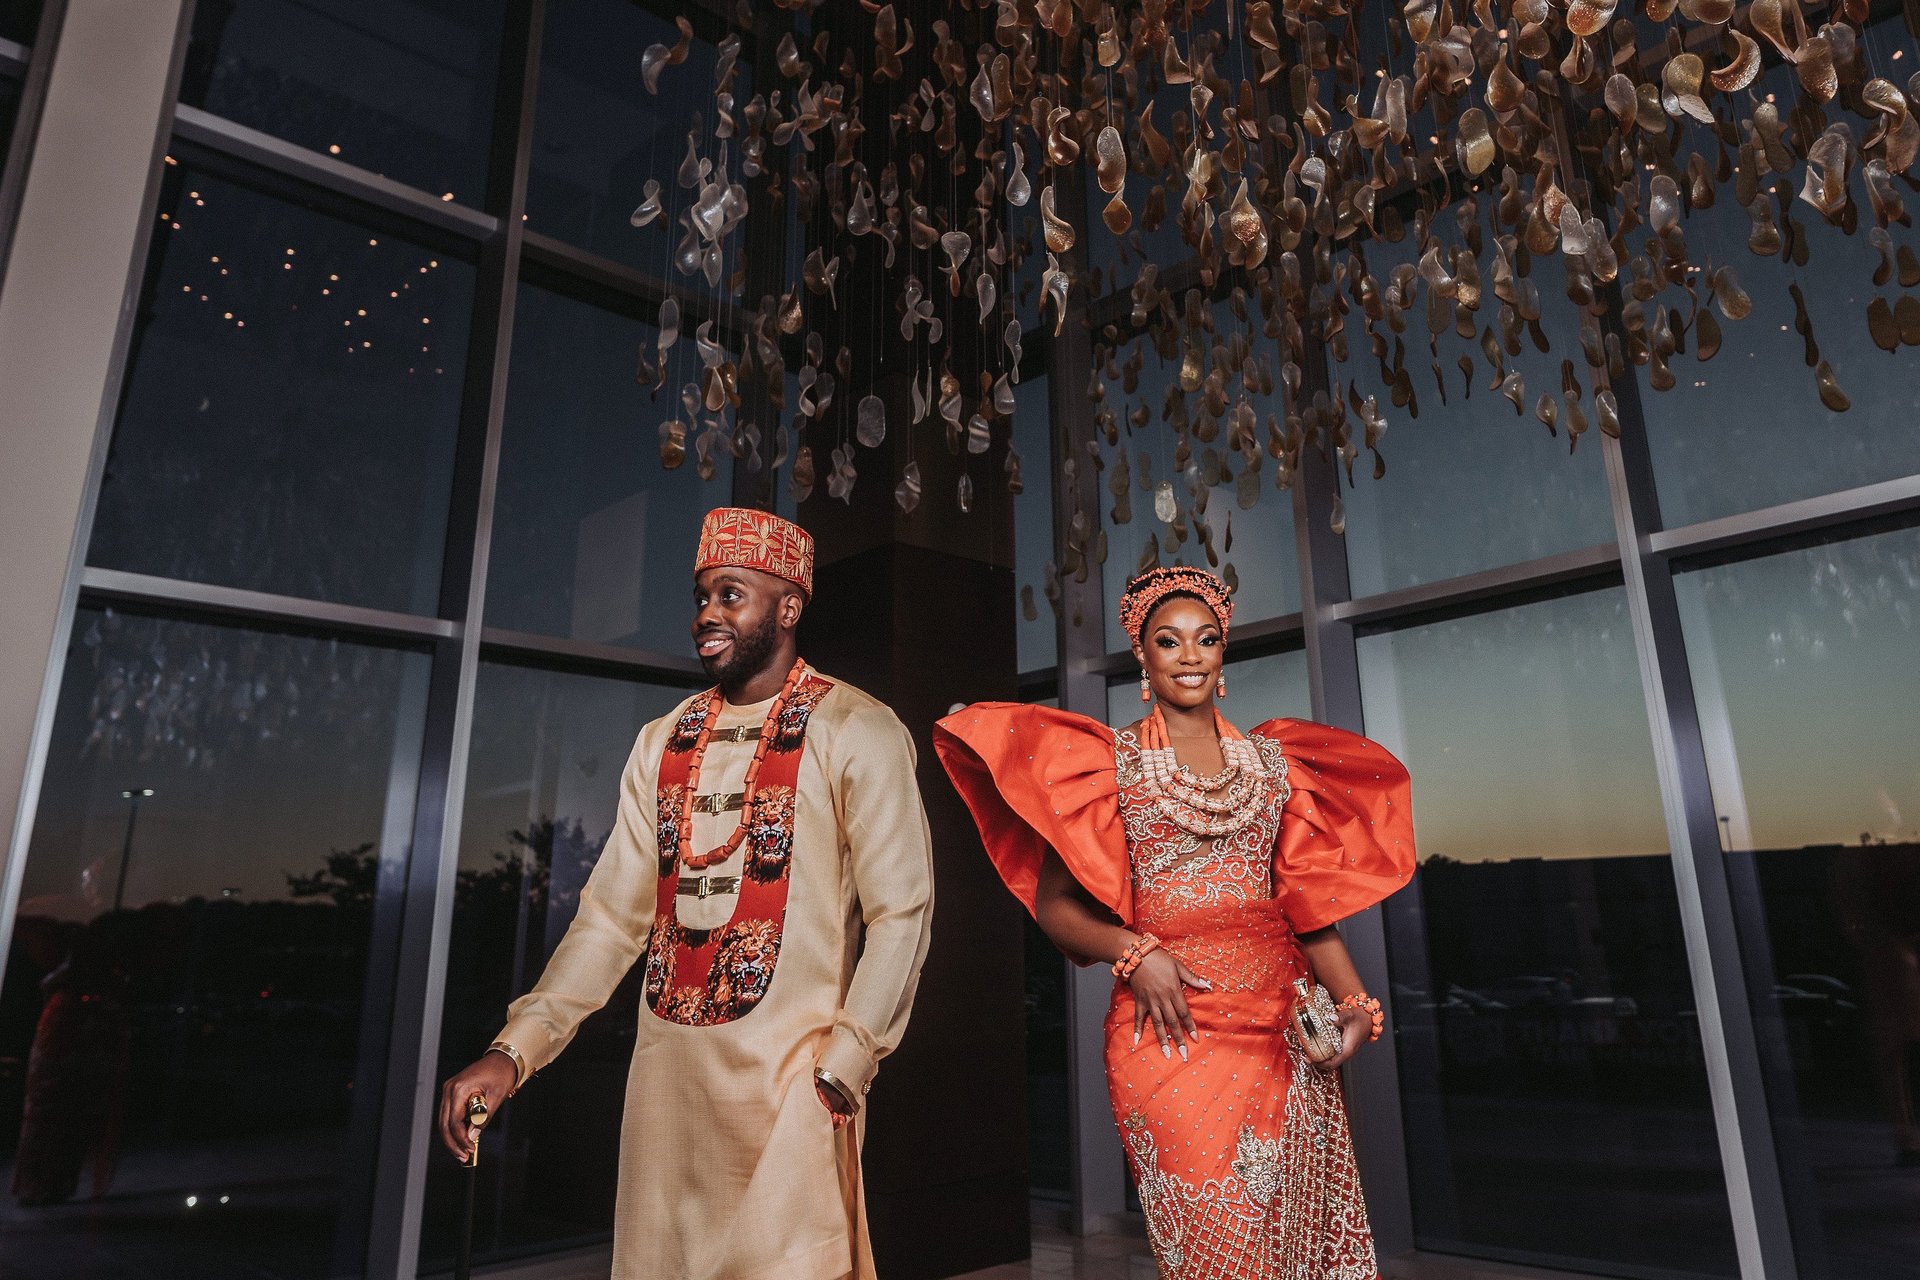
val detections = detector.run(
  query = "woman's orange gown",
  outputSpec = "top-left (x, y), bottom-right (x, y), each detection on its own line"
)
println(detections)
top-left (935, 705), bottom-right (1416, 1280)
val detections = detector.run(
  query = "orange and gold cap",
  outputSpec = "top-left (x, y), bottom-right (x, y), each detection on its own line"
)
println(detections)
top-left (695, 507), bottom-right (815, 596)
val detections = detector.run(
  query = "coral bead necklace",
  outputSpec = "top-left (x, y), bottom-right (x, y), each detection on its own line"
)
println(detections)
top-left (677, 657), bottom-right (809, 871)
top-left (1138, 704), bottom-right (1270, 839)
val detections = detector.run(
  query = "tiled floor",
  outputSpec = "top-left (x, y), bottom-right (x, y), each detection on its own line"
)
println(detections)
top-left (952, 1224), bottom-right (1159, 1280)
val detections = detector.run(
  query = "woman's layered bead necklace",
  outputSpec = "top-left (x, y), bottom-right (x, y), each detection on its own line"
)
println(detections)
top-left (677, 657), bottom-right (809, 871)
top-left (1137, 705), bottom-right (1272, 839)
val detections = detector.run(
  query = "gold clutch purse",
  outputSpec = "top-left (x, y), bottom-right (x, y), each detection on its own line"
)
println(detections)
top-left (1288, 978), bottom-right (1345, 1065)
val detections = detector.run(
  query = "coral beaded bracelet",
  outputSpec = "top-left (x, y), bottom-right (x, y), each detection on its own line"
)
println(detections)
top-left (1113, 933), bottom-right (1162, 980)
top-left (1339, 993), bottom-right (1385, 1042)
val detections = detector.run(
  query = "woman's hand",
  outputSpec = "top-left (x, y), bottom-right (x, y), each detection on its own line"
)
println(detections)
top-left (1128, 950), bottom-right (1212, 1060)
top-left (1320, 1004), bottom-right (1371, 1070)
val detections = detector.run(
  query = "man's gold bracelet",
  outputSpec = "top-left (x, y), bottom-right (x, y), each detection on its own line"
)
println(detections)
top-left (487, 1041), bottom-right (529, 1094)
top-left (812, 1066), bottom-right (857, 1110)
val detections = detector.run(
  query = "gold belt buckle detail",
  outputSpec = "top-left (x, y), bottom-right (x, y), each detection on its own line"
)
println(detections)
top-left (678, 875), bottom-right (740, 899)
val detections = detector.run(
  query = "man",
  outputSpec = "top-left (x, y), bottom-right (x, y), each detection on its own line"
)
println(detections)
top-left (439, 507), bottom-right (935, 1280)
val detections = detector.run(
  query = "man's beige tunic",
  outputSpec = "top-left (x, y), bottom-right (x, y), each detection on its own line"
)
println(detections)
top-left (496, 675), bottom-right (934, 1280)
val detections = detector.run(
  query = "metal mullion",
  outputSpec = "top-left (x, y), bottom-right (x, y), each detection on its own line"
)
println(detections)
top-left (0, 0), bottom-right (196, 1026)
top-left (77, 566), bottom-right (456, 644)
top-left (170, 104), bottom-right (496, 243)
top-left (478, 626), bottom-right (706, 683)
top-left (362, 3), bottom-right (544, 1277)
top-left (1595, 306), bottom-right (1800, 1280)
top-left (520, 230), bottom-right (754, 349)
top-left (1043, 124), bottom-right (1130, 1231)
top-left (1326, 543), bottom-right (1622, 630)
top-left (0, 1), bottom-right (68, 290)
top-left (1647, 472), bottom-right (1920, 566)
top-left (1537, 22), bottom-right (1804, 1255)
top-left (1291, 366), bottom-right (1419, 1264)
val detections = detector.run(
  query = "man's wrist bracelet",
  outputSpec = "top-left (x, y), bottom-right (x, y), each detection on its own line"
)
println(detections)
top-left (813, 1066), bottom-right (857, 1110)
top-left (486, 1041), bottom-right (529, 1093)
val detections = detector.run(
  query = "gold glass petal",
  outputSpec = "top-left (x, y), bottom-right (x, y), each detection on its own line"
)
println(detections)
top-left (1867, 297), bottom-right (1899, 351)
top-left (1096, 124), bottom-right (1127, 194)
top-left (1457, 107), bottom-right (1497, 176)
top-left (1041, 183), bottom-right (1076, 253)
top-left (1566, 0), bottom-right (1616, 38)
top-left (1749, 0), bottom-right (1796, 59)
top-left (1794, 36), bottom-right (1838, 103)
top-left (1814, 360), bottom-right (1850, 412)
top-left (1679, 0), bottom-right (1736, 20)
top-left (1489, 55), bottom-right (1527, 113)
top-left (1709, 30), bottom-right (1761, 93)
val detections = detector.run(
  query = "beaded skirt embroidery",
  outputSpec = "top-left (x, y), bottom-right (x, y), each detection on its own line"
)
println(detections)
top-left (1104, 729), bottom-right (1379, 1280)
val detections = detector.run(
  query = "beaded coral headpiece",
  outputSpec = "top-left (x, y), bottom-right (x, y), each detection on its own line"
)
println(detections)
top-left (1118, 565), bottom-right (1234, 642)
top-left (695, 507), bottom-right (815, 595)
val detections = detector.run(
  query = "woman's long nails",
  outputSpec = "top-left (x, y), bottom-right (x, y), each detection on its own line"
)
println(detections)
top-left (1162, 1043), bottom-right (1172, 1060)
top-left (1178, 1044), bottom-right (1188, 1062)
top-left (1133, 1031), bottom-right (1141, 1047)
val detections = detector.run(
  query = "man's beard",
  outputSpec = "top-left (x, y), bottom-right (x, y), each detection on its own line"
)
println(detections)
top-left (699, 609), bottom-right (782, 685)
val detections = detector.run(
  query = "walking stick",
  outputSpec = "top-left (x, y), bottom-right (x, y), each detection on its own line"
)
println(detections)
top-left (455, 1091), bottom-right (491, 1280)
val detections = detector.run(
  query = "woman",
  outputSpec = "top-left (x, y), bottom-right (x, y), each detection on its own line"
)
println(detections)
top-left (934, 565), bottom-right (1416, 1279)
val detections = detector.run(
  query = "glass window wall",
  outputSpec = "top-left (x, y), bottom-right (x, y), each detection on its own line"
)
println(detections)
top-left (528, 0), bottom-right (743, 275)
top-left (180, 0), bottom-right (505, 205)
top-left (1675, 528), bottom-right (1920, 1278)
top-left (419, 662), bottom-right (687, 1270)
top-left (1337, 230), bottom-right (1615, 596)
top-left (1359, 588), bottom-right (1741, 1275)
top-left (86, 164), bottom-right (474, 615)
top-left (0, 609), bottom-right (430, 1278)
top-left (484, 278), bottom-right (728, 654)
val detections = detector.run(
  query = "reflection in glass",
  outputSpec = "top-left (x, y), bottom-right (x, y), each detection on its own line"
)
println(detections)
top-left (0, 0), bottom-right (39, 46)
top-left (529, 1), bottom-right (746, 275)
top-left (180, 0), bottom-right (505, 203)
top-left (88, 164), bottom-right (473, 615)
top-left (1359, 589), bottom-right (1740, 1275)
top-left (420, 662), bottom-right (686, 1269)
top-left (1013, 373), bottom-right (1056, 673)
top-left (485, 282), bottom-right (734, 653)
top-left (1338, 231), bottom-right (1614, 596)
top-left (0, 609), bottom-right (428, 1277)
top-left (0, 71), bottom-right (18, 158)
top-left (1677, 530), bottom-right (1920, 1279)
top-left (1098, 300), bottom-right (1301, 653)
top-left (1636, 31), bottom-right (1920, 527)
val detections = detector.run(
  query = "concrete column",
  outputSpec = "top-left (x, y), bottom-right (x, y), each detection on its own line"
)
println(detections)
top-left (0, 0), bottom-right (190, 976)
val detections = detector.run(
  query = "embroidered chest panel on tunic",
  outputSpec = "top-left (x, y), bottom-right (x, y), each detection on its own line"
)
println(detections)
top-left (642, 676), bottom-right (831, 1027)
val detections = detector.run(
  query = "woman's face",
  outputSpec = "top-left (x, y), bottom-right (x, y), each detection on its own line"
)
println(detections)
top-left (1133, 596), bottom-right (1225, 711)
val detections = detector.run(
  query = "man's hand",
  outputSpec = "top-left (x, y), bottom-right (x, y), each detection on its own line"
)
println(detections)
top-left (438, 1052), bottom-right (519, 1162)
top-left (815, 1079), bottom-right (855, 1130)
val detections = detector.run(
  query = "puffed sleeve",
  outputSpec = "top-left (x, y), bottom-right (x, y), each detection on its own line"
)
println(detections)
top-left (932, 702), bottom-right (1133, 927)
top-left (1255, 718), bottom-right (1417, 934)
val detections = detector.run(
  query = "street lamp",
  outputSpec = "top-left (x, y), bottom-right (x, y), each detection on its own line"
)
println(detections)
top-left (115, 788), bottom-right (154, 912)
